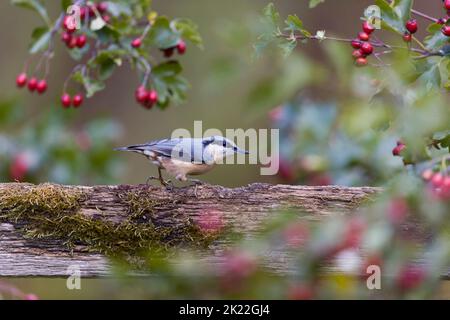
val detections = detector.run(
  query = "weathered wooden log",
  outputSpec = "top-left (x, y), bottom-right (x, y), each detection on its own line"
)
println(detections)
top-left (0, 182), bottom-right (381, 277)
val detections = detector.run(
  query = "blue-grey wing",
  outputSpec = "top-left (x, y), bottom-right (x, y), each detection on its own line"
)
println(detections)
top-left (145, 138), bottom-right (205, 163)
top-left (145, 138), bottom-right (184, 158)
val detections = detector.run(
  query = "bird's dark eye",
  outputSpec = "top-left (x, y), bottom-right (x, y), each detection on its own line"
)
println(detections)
top-left (233, 147), bottom-right (237, 151)
top-left (223, 141), bottom-right (227, 147)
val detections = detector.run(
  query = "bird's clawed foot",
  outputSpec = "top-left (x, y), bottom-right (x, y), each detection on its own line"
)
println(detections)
top-left (145, 176), bottom-right (173, 188)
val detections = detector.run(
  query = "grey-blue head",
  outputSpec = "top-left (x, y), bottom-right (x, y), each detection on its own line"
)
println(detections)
top-left (201, 136), bottom-right (249, 164)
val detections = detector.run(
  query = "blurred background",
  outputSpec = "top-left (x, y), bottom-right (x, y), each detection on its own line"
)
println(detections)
top-left (1, 0), bottom-right (449, 299)
top-left (0, 0), bottom-right (443, 187)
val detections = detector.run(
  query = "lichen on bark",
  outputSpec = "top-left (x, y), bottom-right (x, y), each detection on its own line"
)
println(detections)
top-left (0, 183), bottom-right (219, 258)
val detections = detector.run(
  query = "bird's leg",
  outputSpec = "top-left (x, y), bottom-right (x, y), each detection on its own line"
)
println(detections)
top-left (145, 176), bottom-right (158, 185)
top-left (145, 168), bottom-right (172, 188)
top-left (158, 167), bottom-right (173, 189)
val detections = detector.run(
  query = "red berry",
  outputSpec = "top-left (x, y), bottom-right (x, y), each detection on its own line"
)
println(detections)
top-left (135, 87), bottom-right (149, 104)
top-left (352, 49), bottom-right (364, 59)
top-left (351, 39), bottom-right (362, 49)
top-left (355, 57), bottom-right (368, 67)
top-left (360, 42), bottom-right (373, 55)
top-left (67, 37), bottom-right (77, 49)
top-left (131, 38), bottom-right (142, 48)
top-left (442, 25), bottom-right (450, 37)
top-left (73, 94), bottom-right (83, 108)
top-left (61, 93), bottom-right (71, 108)
top-left (362, 21), bottom-right (375, 34)
top-left (88, 5), bottom-right (96, 17)
top-left (61, 32), bottom-right (72, 44)
top-left (148, 89), bottom-right (158, 104)
top-left (76, 34), bottom-right (87, 48)
top-left (222, 251), bottom-right (256, 280)
top-left (403, 32), bottom-right (412, 42)
top-left (177, 40), bottom-right (187, 54)
top-left (437, 18), bottom-right (447, 25)
top-left (27, 77), bottom-right (38, 92)
top-left (405, 19), bottom-right (418, 34)
top-left (392, 143), bottom-right (406, 156)
top-left (163, 47), bottom-right (174, 58)
top-left (432, 173), bottom-right (444, 187)
top-left (287, 284), bottom-right (314, 300)
top-left (97, 2), bottom-right (108, 13)
top-left (10, 154), bottom-right (28, 181)
top-left (445, 0), bottom-right (450, 10)
top-left (36, 79), bottom-right (47, 94)
top-left (358, 31), bottom-right (370, 41)
top-left (397, 265), bottom-right (425, 291)
top-left (16, 73), bottom-right (27, 88)
top-left (388, 198), bottom-right (408, 225)
top-left (102, 14), bottom-right (111, 24)
top-left (80, 7), bottom-right (87, 20)
top-left (443, 176), bottom-right (450, 188)
top-left (63, 15), bottom-right (77, 33)
top-left (422, 169), bottom-right (434, 181)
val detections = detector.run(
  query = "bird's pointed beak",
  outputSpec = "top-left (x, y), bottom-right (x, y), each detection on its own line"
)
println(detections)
top-left (235, 148), bottom-right (249, 155)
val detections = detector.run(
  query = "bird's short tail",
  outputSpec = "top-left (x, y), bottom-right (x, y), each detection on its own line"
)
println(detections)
top-left (114, 146), bottom-right (144, 152)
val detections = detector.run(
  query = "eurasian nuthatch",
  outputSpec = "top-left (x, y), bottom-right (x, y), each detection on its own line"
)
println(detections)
top-left (115, 136), bottom-right (249, 185)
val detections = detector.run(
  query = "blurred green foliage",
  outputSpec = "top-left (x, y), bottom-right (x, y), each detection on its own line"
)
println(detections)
top-left (0, 99), bottom-right (123, 184)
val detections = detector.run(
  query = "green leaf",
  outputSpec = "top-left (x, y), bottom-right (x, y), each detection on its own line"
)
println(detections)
top-left (11, 0), bottom-right (50, 26)
top-left (90, 48), bottom-right (126, 80)
top-left (68, 44), bottom-right (90, 61)
top-left (152, 61), bottom-right (188, 106)
top-left (254, 3), bottom-right (283, 58)
top-left (106, 2), bottom-right (133, 17)
top-left (285, 15), bottom-right (311, 37)
top-left (278, 40), bottom-right (297, 57)
top-left (263, 3), bottom-right (280, 28)
top-left (414, 59), bottom-right (442, 90)
top-left (309, 0), bottom-right (325, 8)
top-left (174, 18), bottom-right (203, 48)
top-left (147, 16), bottom-right (180, 49)
top-left (61, 0), bottom-right (71, 11)
top-left (393, 0), bottom-right (413, 23)
top-left (29, 29), bottom-right (50, 54)
top-left (72, 71), bottom-right (105, 98)
top-left (424, 23), bottom-right (450, 50)
top-left (375, 0), bottom-right (405, 33)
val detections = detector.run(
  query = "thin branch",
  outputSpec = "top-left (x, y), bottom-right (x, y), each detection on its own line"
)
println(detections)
top-left (411, 9), bottom-right (439, 23)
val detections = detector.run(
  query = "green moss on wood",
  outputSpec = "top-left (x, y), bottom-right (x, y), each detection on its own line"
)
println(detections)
top-left (0, 184), bottom-right (218, 258)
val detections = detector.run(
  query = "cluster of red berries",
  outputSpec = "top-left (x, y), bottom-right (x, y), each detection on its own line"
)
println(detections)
top-left (422, 168), bottom-right (450, 200)
top-left (16, 73), bottom-right (48, 94)
top-left (135, 86), bottom-right (158, 109)
top-left (403, 19), bottom-right (418, 43)
top-left (131, 36), bottom-right (187, 58)
top-left (440, 0), bottom-right (450, 36)
top-left (350, 21), bottom-right (375, 67)
top-left (61, 93), bottom-right (84, 108)
top-left (162, 40), bottom-right (187, 57)
top-left (61, 22), bottom-right (87, 50)
top-left (60, 2), bottom-right (109, 50)
top-left (392, 141), bottom-right (406, 156)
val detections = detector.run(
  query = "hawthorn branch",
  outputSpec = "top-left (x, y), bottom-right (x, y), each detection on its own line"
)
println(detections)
top-left (278, 33), bottom-right (429, 56)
